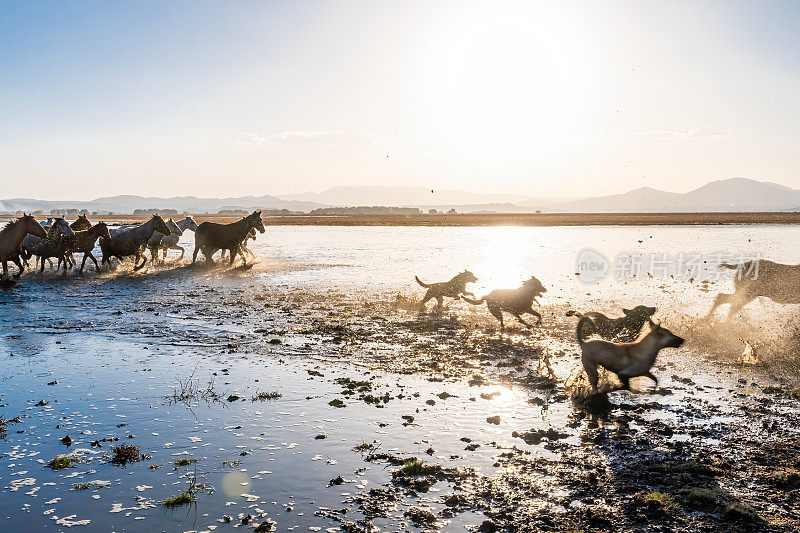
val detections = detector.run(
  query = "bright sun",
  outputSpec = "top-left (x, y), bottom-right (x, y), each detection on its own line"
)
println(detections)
top-left (415, 3), bottom-right (590, 165)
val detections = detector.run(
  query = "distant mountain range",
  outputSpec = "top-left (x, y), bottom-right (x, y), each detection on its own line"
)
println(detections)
top-left (0, 194), bottom-right (323, 215)
top-left (3, 178), bottom-right (800, 214)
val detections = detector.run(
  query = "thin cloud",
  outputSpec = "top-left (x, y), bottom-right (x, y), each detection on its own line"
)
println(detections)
top-left (598, 125), bottom-right (730, 141)
top-left (235, 127), bottom-right (388, 147)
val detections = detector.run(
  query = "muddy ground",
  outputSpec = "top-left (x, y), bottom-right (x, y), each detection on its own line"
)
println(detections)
top-left (0, 261), bottom-right (799, 532)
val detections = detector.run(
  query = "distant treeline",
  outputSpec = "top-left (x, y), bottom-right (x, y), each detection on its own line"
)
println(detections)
top-left (309, 206), bottom-right (424, 215)
top-left (217, 208), bottom-right (302, 216)
top-left (134, 208), bottom-right (181, 215)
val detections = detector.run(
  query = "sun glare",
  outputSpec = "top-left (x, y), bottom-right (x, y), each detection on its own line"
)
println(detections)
top-left (417, 3), bottom-right (589, 163)
top-left (472, 227), bottom-right (534, 294)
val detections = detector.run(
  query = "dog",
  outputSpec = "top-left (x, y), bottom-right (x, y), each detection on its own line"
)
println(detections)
top-left (578, 318), bottom-right (684, 393)
top-left (415, 270), bottom-right (478, 309)
top-left (463, 276), bottom-right (546, 330)
top-left (567, 305), bottom-right (656, 343)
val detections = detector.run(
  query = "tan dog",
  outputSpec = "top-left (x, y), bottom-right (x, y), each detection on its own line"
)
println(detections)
top-left (415, 270), bottom-right (478, 309)
top-left (578, 318), bottom-right (684, 392)
top-left (463, 276), bottom-right (546, 330)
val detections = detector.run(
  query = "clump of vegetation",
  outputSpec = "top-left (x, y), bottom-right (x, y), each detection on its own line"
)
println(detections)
top-left (353, 441), bottom-right (376, 453)
top-left (110, 444), bottom-right (142, 466)
top-left (48, 454), bottom-right (79, 470)
top-left (251, 390), bottom-right (281, 402)
top-left (221, 459), bottom-right (241, 468)
top-left (161, 488), bottom-right (196, 508)
top-left (635, 491), bottom-right (676, 511)
top-left (684, 486), bottom-right (726, 509)
top-left (328, 399), bottom-right (345, 408)
top-left (398, 458), bottom-right (443, 476)
top-left (168, 370), bottom-right (223, 405)
top-left (335, 377), bottom-right (373, 395)
top-left (174, 457), bottom-right (199, 467)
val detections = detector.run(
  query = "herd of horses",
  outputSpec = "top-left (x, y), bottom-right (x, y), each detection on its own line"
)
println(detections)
top-left (0, 211), bottom-right (266, 280)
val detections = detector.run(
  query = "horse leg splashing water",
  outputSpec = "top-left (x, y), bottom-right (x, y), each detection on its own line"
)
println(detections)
top-left (192, 211), bottom-right (264, 266)
top-left (100, 215), bottom-right (172, 271)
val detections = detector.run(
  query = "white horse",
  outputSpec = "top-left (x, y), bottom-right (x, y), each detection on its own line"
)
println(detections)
top-left (148, 216), bottom-right (198, 262)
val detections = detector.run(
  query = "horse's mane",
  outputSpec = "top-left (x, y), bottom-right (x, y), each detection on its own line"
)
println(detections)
top-left (0, 218), bottom-right (23, 236)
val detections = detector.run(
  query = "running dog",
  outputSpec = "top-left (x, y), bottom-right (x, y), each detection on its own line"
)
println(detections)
top-left (566, 305), bottom-right (656, 342)
top-left (578, 318), bottom-right (684, 393)
top-left (415, 270), bottom-right (478, 309)
top-left (463, 276), bottom-right (546, 330)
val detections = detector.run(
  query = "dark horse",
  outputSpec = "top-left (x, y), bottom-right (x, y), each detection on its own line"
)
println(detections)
top-left (100, 215), bottom-right (172, 271)
top-left (70, 214), bottom-right (92, 231)
top-left (192, 211), bottom-right (265, 265)
top-left (61, 222), bottom-right (112, 273)
top-left (0, 214), bottom-right (47, 279)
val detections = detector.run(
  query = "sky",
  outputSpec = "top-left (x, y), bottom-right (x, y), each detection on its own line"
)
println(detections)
top-left (0, 0), bottom-right (798, 200)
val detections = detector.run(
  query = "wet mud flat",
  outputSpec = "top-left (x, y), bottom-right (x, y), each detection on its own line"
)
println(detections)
top-left (0, 263), bottom-right (799, 531)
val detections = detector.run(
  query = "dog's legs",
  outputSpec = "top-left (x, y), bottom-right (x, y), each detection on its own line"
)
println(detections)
top-left (487, 303), bottom-right (504, 330)
top-left (645, 371), bottom-right (659, 387)
top-left (419, 291), bottom-right (432, 310)
top-left (705, 292), bottom-right (733, 319)
top-left (616, 375), bottom-right (631, 391)
top-left (514, 314), bottom-right (533, 329)
top-left (581, 355), bottom-right (599, 393)
top-left (435, 296), bottom-right (444, 308)
top-left (726, 291), bottom-right (756, 320)
top-left (527, 308), bottom-right (542, 325)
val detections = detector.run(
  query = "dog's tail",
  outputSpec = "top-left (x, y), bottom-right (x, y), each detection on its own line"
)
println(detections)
top-left (414, 275), bottom-right (430, 288)
top-left (576, 316), bottom-right (595, 346)
top-left (461, 296), bottom-right (485, 305)
top-left (565, 310), bottom-right (583, 319)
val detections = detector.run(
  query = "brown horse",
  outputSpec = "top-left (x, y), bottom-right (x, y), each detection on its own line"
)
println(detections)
top-left (70, 214), bottom-right (92, 231)
top-left (192, 211), bottom-right (265, 265)
top-left (60, 222), bottom-right (112, 273)
top-left (220, 228), bottom-right (257, 263)
top-left (0, 214), bottom-right (47, 279)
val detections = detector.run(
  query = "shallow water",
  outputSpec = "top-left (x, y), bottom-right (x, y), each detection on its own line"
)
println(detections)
top-left (1, 224), bottom-right (799, 531)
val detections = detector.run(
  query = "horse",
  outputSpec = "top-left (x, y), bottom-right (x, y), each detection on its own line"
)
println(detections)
top-left (192, 211), bottom-right (265, 266)
top-left (0, 214), bottom-right (47, 279)
top-left (148, 216), bottom-right (199, 262)
top-left (60, 222), bottom-right (112, 273)
top-left (100, 215), bottom-right (172, 271)
top-left (21, 217), bottom-right (75, 270)
top-left (705, 260), bottom-right (800, 319)
top-left (162, 216), bottom-right (199, 260)
top-left (147, 218), bottom-right (182, 264)
top-left (220, 228), bottom-right (257, 263)
top-left (70, 214), bottom-right (92, 231)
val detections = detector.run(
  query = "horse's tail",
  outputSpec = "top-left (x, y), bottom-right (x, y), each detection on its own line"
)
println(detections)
top-left (414, 275), bottom-right (430, 288)
top-left (576, 316), bottom-right (595, 346)
top-left (461, 296), bottom-right (485, 305)
top-left (565, 310), bottom-right (583, 319)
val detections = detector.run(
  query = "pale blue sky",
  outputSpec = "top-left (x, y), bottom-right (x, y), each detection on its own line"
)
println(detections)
top-left (1, 0), bottom-right (798, 199)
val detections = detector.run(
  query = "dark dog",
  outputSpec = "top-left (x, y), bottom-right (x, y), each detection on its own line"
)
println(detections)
top-left (578, 318), bottom-right (684, 392)
top-left (567, 305), bottom-right (656, 342)
top-left (415, 270), bottom-right (478, 309)
top-left (463, 276), bottom-right (546, 330)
